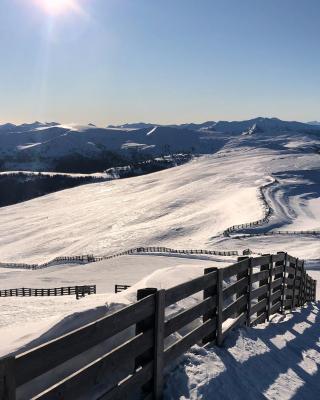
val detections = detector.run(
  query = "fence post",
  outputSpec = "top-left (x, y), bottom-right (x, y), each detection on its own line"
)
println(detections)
top-left (217, 269), bottom-right (223, 346)
top-left (236, 257), bottom-right (250, 321)
top-left (257, 255), bottom-right (270, 323)
top-left (291, 258), bottom-right (298, 310)
top-left (136, 288), bottom-right (157, 397)
top-left (203, 267), bottom-right (218, 344)
top-left (280, 253), bottom-right (288, 314)
top-left (303, 271), bottom-right (307, 303)
top-left (0, 357), bottom-right (16, 400)
top-left (297, 261), bottom-right (304, 307)
top-left (266, 256), bottom-right (273, 322)
top-left (153, 290), bottom-right (165, 400)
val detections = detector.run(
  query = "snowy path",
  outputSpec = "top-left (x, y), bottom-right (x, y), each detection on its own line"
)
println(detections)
top-left (165, 303), bottom-right (320, 400)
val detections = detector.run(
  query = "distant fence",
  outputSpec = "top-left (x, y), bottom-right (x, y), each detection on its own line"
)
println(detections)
top-left (0, 285), bottom-right (96, 300)
top-left (0, 252), bottom-right (316, 400)
top-left (224, 177), bottom-right (277, 237)
top-left (231, 230), bottom-right (320, 239)
top-left (115, 284), bottom-right (131, 293)
top-left (0, 247), bottom-right (239, 271)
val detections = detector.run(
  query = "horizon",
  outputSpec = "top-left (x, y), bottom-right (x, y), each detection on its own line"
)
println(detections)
top-left (1, 0), bottom-right (320, 125)
top-left (1, 115), bottom-right (319, 128)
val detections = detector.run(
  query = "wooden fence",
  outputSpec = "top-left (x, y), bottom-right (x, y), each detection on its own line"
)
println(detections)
top-left (0, 247), bottom-right (238, 271)
top-left (0, 252), bottom-right (316, 400)
top-left (0, 285), bottom-right (96, 300)
top-left (223, 178), bottom-right (276, 237)
top-left (115, 284), bottom-right (131, 293)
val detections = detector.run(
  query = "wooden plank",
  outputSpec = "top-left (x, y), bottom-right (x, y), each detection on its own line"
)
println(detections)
top-left (271, 290), bottom-right (282, 303)
top-left (280, 253), bottom-right (288, 314)
top-left (222, 259), bottom-right (249, 279)
top-left (250, 255), bottom-right (271, 268)
top-left (283, 299), bottom-right (292, 307)
top-left (222, 295), bottom-right (247, 322)
top-left (285, 288), bottom-right (293, 296)
top-left (15, 295), bottom-right (155, 386)
top-left (0, 357), bottom-right (16, 400)
top-left (153, 290), bottom-right (165, 400)
top-left (270, 301), bottom-right (281, 315)
top-left (271, 253), bottom-right (285, 263)
top-left (291, 260), bottom-right (298, 311)
top-left (251, 284), bottom-right (268, 300)
top-left (250, 298), bottom-right (268, 316)
top-left (251, 311), bottom-right (267, 326)
top-left (165, 296), bottom-right (217, 337)
top-left (287, 254), bottom-right (297, 264)
top-left (216, 269), bottom-right (223, 346)
top-left (272, 265), bottom-right (284, 276)
top-left (97, 362), bottom-right (154, 400)
top-left (34, 331), bottom-right (154, 400)
top-left (164, 319), bottom-right (216, 366)
top-left (271, 277), bottom-right (283, 290)
top-left (223, 277), bottom-right (248, 301)
top-left (246, 259), bottom-right (253, 326)
top-left (202, 267), bottom-right (217, 344)
top-left (165, 271), bottom-right (217, 307)
top-left (221, 312), bottom-right (247, 341)
top-left (251, 270), bottom-right (269, 284)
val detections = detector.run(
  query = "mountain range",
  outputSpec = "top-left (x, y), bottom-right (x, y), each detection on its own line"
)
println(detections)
top-left (0, 117), bottom-right (319, 173)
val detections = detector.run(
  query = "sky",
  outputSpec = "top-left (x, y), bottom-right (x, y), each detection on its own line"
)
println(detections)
top-left (0, 0), bottom-right (319, 126)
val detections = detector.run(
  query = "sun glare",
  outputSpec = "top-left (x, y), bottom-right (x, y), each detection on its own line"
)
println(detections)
top-left (35, 0), bottom-right (81, 16)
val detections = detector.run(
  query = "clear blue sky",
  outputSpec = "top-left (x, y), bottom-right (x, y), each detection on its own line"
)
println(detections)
top-left (0, 0), bottom-right (319, 126)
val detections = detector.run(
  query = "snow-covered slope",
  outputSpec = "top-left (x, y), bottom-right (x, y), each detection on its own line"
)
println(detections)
top-left (0, 126), bottom-right (319, 264)
top-left (0, 124), bottom-right (319, 398)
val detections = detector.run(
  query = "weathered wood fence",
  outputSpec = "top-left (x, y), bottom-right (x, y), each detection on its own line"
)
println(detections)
top-left (0, 252), bottom-right (316, 400)
top-left (0, 285), bottom-right (96, 300)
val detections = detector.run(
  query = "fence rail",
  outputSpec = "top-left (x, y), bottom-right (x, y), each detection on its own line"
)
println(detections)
top-left (0, 285), bottom-right (96, 300)
top-left (0, 247), bottom-right (238, 271)
top-left (0, 252), bottom-right (316, 400)
top-left (115, 284), bottom-right (131, 293)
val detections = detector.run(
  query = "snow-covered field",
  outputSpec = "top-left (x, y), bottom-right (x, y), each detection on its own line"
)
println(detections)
top-left (0, 125), bottom-right (319, 398)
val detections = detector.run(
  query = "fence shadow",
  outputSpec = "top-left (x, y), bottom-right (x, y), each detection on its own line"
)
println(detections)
top-left (165, 302), bottom-right (320, 399)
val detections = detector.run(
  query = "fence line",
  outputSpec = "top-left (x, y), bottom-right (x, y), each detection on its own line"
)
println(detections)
top-left (0, 285), bottom-right (96, 300)
top-left (0, 252), bottom-right (316, 400)
top-left (223, 177), bottom-right (320, 238)
top-left (0, 247), bottom-right (239, 271)
top-left (227, 230), bottom-right (320, 239)
top-left (223, 177), bottom-right (277, 237)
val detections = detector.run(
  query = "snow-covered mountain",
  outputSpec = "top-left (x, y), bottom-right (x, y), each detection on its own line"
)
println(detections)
top-left (0, 117), bottom-right (319, 172)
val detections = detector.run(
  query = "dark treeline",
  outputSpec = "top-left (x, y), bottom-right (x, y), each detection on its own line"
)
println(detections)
top-left (54, 151), bottom-right (130, 173)
top-left (0, 154), bottom-right (193, 207)
top-left (0, 173), bottom-right (105, 207)
top-left (106, 154), bottom-right (193, 178)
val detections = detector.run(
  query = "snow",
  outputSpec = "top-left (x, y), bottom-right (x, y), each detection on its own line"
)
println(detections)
top-left (0, 121), bottom-right (320, 398)
top-left (164, 303), bottom-right (320, 400)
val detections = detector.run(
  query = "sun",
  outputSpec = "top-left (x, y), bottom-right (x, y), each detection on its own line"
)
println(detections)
top-left (34, 0), bottom-right (81, 16)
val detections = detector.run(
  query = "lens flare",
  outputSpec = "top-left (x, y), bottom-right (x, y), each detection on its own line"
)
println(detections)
top-left (34, 0), bottom-right (82, 16)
